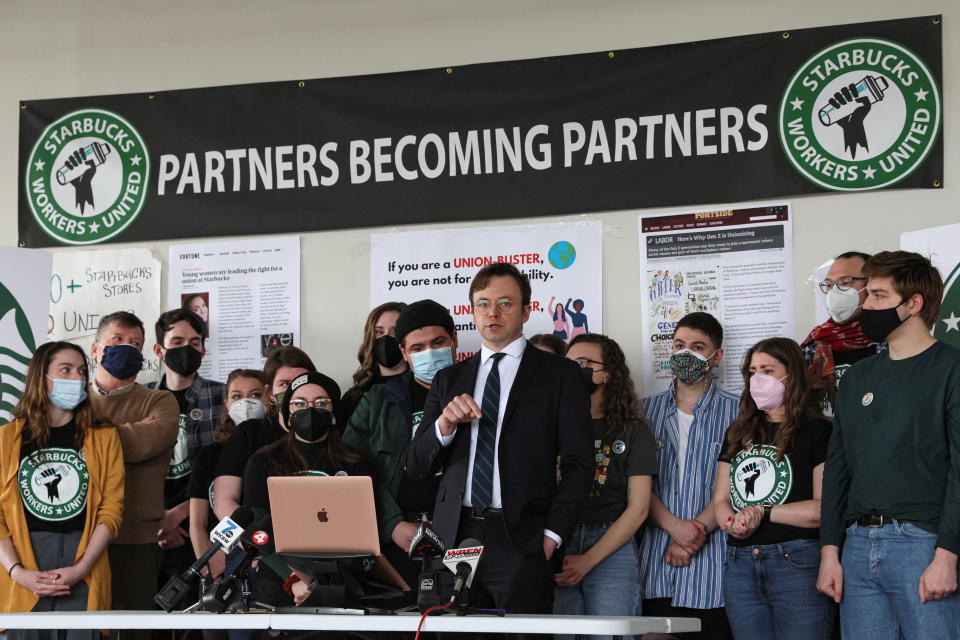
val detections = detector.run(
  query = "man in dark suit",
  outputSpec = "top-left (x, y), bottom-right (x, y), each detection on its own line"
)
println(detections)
top-left (407, 263), bottom-right (593, 614)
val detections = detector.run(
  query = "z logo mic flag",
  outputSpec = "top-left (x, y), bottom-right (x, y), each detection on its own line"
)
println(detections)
top-left (18, 15), bottom-right (941, 247)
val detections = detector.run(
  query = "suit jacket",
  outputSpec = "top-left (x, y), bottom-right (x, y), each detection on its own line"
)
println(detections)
top-left (407, 342), bottom-right (593, 557)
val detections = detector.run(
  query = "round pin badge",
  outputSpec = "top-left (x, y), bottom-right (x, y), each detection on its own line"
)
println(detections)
top-left (656, 438), bottom-right (664, 451)
top-left (862, 392), bottom-right (874, 407)
top-left (189, 408), bottom-right (203, 421)
top-left (612, 440), bottom-right (626, 455)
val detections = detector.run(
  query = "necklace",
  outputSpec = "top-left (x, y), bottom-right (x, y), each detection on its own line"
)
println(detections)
top-left (672, 374), bottom-right (711, 410)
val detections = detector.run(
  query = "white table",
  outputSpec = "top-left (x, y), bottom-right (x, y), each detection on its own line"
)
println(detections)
top-left (0, 610), bottom-right (701, 635)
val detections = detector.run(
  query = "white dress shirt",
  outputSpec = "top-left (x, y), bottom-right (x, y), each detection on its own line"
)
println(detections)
top-left (435, 335), bottom-right (562, 545)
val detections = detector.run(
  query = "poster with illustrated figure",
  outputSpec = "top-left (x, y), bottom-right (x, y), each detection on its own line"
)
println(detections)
top-left (167, 236), bottom-right (301, 383)
top-left (901, 223), bottom-right (960, 351)
top-left (639, 203), bottom-right (795, 395)
top-left (370, 220), bottom-right (602, 359)
top-left (48, 248), bottom-right (162, 385)
top-left (0, 247), bottom-right (52, 425)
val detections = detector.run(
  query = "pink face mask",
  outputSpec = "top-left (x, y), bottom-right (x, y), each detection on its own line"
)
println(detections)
top-left (749, 372), bottom-right (787, 412)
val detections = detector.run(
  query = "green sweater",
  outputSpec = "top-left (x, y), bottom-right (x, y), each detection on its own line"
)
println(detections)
top-left (821, 341), bottom-right (960, 553)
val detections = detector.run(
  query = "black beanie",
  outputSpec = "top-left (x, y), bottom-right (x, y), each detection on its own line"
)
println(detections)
top-left (395, 299), bottom-right (455, 346)
top-left (281, 371), bottom-right (342, 425)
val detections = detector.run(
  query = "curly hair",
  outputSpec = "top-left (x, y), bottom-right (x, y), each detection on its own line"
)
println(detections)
top-left (723, 337), bottom-right (822, 460)
top-left (15, 341), bottom-right (101, 456)
top-left (566, 333), bottom-right (647, 443)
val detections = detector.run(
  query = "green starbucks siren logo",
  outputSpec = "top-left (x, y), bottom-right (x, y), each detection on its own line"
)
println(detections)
top-left (935, 263), bottom-right (960, 350)
top-left (19, 448), bottom-right (89, 521)
top-left (25, 108), bottom-right (150, 245)
top-left (778, 38), bottom-right (940, 191)
top-left (0, 282), bottom-right (37, 426)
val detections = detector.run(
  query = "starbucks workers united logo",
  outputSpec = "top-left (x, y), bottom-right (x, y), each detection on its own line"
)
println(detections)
top-left (730, 445), bottom-right (792, 512)
top-left (779, 38), bottom-right (940, 191)
top-left (26, 108), bottom-right (150, 245)
top-left (19, 448), bottom-right (89, 521)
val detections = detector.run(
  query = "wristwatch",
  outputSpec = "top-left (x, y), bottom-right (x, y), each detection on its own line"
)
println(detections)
top-left (761, 503), bottom-right (773, 523)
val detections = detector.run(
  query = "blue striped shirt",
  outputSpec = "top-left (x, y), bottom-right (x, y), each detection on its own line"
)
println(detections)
top-left (639, 381), bottom-right (739, 609)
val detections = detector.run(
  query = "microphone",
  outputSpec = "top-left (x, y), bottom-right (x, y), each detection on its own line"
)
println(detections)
top-left (409, 521), bottom-right (445, 613)
top-left (200, 513), bottom-right (272, 613)
top-left (409, 520), bottom-right (444, 561)
top-left (154, 507), bottom-right (254, 612)
top-left (441, 538), bottom-right (483, 605)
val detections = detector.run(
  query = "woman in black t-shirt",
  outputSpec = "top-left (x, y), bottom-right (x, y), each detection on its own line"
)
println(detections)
top-left (711, 337), bottom-right (834, 640)
top-left (553, 334), bottom-right (658, 632)
top-left (0, 342), bottom-right (124, 640)
top-left (188, 369), bottom-right (266, 585)
top-left (243, 371), bottom-right (372, 608)
top-left (213, 348), bottom-right (317, 522)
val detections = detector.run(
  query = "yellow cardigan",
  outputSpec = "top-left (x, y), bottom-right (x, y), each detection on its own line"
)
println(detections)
top-left (0, 419), bottom-right (124, 613)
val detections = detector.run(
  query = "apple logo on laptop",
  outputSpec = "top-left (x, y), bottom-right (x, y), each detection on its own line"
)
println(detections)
top-left (317, 509), bottom-right (328, 523)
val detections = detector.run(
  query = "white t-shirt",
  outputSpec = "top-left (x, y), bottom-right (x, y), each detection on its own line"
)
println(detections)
top-left (676, 409), bottom-right (694, 480)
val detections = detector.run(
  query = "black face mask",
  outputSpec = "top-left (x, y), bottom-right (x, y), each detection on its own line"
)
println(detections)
top-left (290, 408), bottom-right (334, 442)
top-left (163, 345), bottom-right (203, 377)
top-left (859, 303), bottom-right (907, 342)
top-left (373, 335), bottom-right (403, 369)
top-left (579, 366), bottom-right (600, 395)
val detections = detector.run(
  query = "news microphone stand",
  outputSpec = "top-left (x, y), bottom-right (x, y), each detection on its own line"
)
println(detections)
top-left (430, 584), bottom-right (505, 618)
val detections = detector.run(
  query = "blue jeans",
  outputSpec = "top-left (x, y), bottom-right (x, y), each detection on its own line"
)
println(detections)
top-left (554, 522), bottom-right (640, 640)
top-left (723, 538), bottom-right (835, 640)
top-left (840, 521), bottom-right (960, 639)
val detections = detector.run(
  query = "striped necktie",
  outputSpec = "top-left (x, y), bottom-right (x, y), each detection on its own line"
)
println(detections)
top-left (471, 352), bottom-right (505, 513)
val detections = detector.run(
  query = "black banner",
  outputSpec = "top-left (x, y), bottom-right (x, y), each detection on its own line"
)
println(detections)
top-left (19, 15), bottom-right (942, 247)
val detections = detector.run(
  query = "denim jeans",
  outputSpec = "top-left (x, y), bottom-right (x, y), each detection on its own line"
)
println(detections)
top-left (723, 538), bottom-right (835, 640)
top-left (554, 522), bottom-right (640, 640)
top-left (840, 520), bottom-right (960, 640)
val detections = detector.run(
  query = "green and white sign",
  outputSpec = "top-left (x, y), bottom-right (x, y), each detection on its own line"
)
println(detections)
top-left (901, 223), bottom-right (960, 351)
top-left (729, 445), bottom-right (793, 511)
top-left (779, 38), bottom-right (940, 191)
top-left (25, 108), bottom-right (150, 246)
top-left (19, 448), bottom-right (89, 521)
top-left (0, 248), bottom-right (52, 426)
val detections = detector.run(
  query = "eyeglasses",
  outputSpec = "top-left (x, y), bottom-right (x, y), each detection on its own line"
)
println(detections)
top-left (473, 298), bottom-right (519, 314)
top-left (289, 398), bottom-right (333, 411)
top-left (573, 357), bottom-right (605, 370)
top-left (818, 276), bottom-right (867, 294)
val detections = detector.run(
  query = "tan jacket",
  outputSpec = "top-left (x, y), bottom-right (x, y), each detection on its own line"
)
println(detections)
top-left (87, 383), bottom-right (179, 544)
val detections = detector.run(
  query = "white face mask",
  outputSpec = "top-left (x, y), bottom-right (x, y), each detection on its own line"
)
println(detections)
top-left (228, 398), bottom-right (267, 425)
top-left (826, 285), bottom-right (863, 324)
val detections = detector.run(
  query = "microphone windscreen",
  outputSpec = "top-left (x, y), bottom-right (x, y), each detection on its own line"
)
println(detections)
top-left (458, 538), bottom-right (483, 547)
top-left (229, 506), bottom-right (255, 529)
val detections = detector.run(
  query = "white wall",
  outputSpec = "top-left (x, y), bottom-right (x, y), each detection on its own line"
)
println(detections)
top-left (0, 0), bottom-right (956, 392)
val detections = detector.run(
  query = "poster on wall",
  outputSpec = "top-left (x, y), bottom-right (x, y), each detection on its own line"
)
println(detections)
top-left (48, 248), bottom-right (162, 384)
top-left (0, 247), bottom-right (52, 425)
top-left (18, 15), bottom-right (941, 248)
top-left (900, 222), bottom-right (960, 349)
top-left (638, 203), bottom-right (795, 395)
top-left (370, 220), bottom-right (602, 359)
top-left (167, 235), bottom-right (300, 383)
